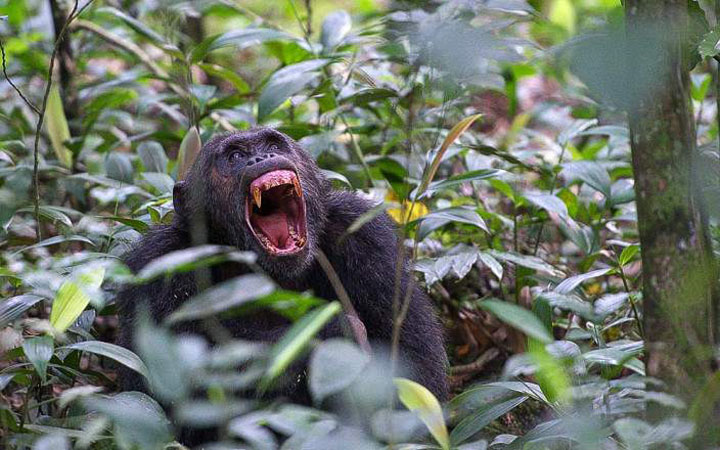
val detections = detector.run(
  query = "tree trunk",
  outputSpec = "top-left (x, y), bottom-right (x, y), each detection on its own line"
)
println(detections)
top-left (625, 0), bottom-right (719, 441)
top-left (49, 0), bottom-right (79, 133)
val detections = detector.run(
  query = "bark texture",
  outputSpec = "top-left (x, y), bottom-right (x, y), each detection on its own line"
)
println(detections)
top-left (626, 0), bottom-right (718, 439)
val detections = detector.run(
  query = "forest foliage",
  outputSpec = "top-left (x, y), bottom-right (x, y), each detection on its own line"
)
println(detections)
top-left (0, 0), bottom-right (719, 449)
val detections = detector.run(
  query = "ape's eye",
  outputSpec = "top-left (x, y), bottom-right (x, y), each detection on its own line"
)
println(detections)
top-left (229, 151), bottom-right (243, 162)
top-left (269, 144), bottom-right (279, 152)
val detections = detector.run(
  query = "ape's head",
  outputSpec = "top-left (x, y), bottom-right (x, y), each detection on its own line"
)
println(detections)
top-left (172, 128), bottom-right (329, 277)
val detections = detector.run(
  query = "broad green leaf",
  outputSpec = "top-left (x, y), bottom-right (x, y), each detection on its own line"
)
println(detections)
top-left (140, 172), bottom-right (174, 195)
top-left (50, 266), bottom-right (105, 332)
top-left (418, 114), bottom-right (482, 196)
top-left (137, 141), bottom-right (168, 173)
top-left (549, 0), bottom-right (576, 34)
top-left (166, 274), bottom-right (275, 323)
top-left (62, 340), bottom-right (149, 379)
top-left (83, 392), bottom-right (172, 449)
top-left (258, 59), bottom-right (329, 121)
top-left (45, 86), bottom-right (72, 169)
top-left (177, 127), bottom-right (201, 180)
top-left (554, 268), bottom-right (612, 294)
top-left (135, 316), bottom-right (189, 402)
top-left (135, 246), bottom-right (256, 282)
top-left (22, 335), bottom-right (53, 381)
top-left (321, 10), bottom-right (352, 49)
top-left (451, 396), bottom-right (527, 445)
top-left (191, 28), bottom-right (294, 63)
top-left (487, 250), bottom-right (563, 277)
top-left (561, 161), bottom-right (612, 198)
top-left (104, 216), bottom-right (149, 233)
top-left (478, 299), bottom-right (553, 344)
top-left (557, 119), bottom-right (596, 147)
top-left (11, 235), bottom-right (95, 256)
top-left (309, 339), bottom-right (369, 402)
top-left (394, 378), bottom-right (450, 450)
top-left (415, 208), bottom-right (488, 240)
top-left (340, 87), bottom-right (397, 106)
top-left (0, 294), bottom-right (43, 328)
top-left (538, 291), bottom-right (597, 322)
top-left (198, 63), bottom-right (250, 93)
top-left (524, 193), bottom-right (568, 218)
top-left (105, 152), bottom-right (134, 184)
top-left (97, 7), bottom-right (172, 51)
top-left (261, 302), bottom-right (341, 389)
top-left (699, 25), bottom-right (720, 59)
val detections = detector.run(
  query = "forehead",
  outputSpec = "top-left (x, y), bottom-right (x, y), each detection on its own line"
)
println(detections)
top-left (205, 128), bottom-right (290, 153)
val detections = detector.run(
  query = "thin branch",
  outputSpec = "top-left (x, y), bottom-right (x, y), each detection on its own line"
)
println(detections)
top-left (316, 249), bottom-right (372, 354)
top-left (0, 39), bottom-right (41, 114)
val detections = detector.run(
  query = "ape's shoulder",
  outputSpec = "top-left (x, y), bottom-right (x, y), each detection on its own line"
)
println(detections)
top-left (123, 225), bottom-right (188, 273)
top-left (322, 190), bottom-right (399, 259)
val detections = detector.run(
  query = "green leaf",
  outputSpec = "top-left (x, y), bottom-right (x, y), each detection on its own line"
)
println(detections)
top-left (561, 161), bottom-right (612, 198)
top-left (415, 207), bottom-right (488, 240)
top-left (394, 378), bottom-right (450, 450)
top-left (258, 59), bottom-right (329, 121)
top-left (62, 341), bottom-right (149, 379)
top-left (528, 341), bottom-right (571, 403)
top-left (135, 246), bottom-right (256, 282)
top-left (451, 395), bottom-right (527, 445)
top-left (22, 335), bottom-right (54, 381)
top-left (191, 28), bottom-right (294, 63)
top-left (177, 126), bottom-right (202, 180)
top-left (45, 86), bottom-right (72, 169)
top-left (340, 87), bottom-right (397, 106)
top-left (309, 339), bottom-right (369, 402)
top-left (554, 268), bottom-right (612, 294)
top-left (18, 205), bottom-right (73, 228)
top-left (619, 244), bottom-right (640, 266)
top-left (0, 294), bottom-right (43, 328)
top-left (50, 266), bottom-right (105, 332)
top-left (699, 25), bottom-right (720, 59)
top-left (487, 250), bottom-right (563, 277)
top-left (137, 141), bottom-right (169, 173)
top-left (198, 63), bottom-right (250, 93)
top-left (321, 10), bottom-right (352, 49)
top-left (419, 169), bottom-right (501, 199)
top-left (524, 193), bottom-right (568, 218)
top-left (261, 302), bottom-right (341, 390)
top-left (478, 299), bottom-right (553, 344)
top-left (166, 274), bottom-right (275, 324)
top-left (104, 216), bottom-right (149, 233)
top-left (11, 235), bottom-right (95, 256)
top-left (97, 7), bottom-right (171, 50)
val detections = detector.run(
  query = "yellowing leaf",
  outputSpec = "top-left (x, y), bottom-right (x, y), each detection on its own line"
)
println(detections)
top-left (418, 114), bottom-right (482, 197)
top-left (387, 200), bottom-right (429, 224)
top-left (549, 0), bottom-right (576, 34)
top-left (177, 126), bottom-right (201, 180)
top-left (46, 86), bottom-right (72, 168)
top-left (394, 378), bottom-right (449, 450)
top-left (50, 267), bottom-right (105, 332)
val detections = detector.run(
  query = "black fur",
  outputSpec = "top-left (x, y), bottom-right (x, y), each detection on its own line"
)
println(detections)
top-left (115, 128), bottom-right (448, 403)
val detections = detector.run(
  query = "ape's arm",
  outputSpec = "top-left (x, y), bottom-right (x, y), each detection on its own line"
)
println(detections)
top-left (319, 192), bottom-right (449, 400)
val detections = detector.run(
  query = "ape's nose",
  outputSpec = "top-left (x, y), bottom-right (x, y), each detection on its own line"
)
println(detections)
top-left (246, 153), bottom-right (279, 167)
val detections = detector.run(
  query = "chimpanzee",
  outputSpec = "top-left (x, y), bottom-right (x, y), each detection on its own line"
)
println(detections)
top-left (115, 127), bottom-right (448, 404)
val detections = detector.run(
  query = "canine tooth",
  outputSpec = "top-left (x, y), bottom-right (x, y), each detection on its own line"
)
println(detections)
top-left (292, 177), bottom-right (302, 197)
top-left (253, 187), bottom-right (262, 209)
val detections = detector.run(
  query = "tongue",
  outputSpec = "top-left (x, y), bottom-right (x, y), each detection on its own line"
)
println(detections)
top-left (252, 211), bottom-right (289, 248)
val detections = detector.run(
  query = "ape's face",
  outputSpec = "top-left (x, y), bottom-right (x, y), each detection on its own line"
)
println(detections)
top-left (174, 128), bottom-right (327, 277)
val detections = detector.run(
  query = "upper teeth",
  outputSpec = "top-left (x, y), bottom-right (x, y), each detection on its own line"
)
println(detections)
top-left (253, 187), bottom-right (262, 209)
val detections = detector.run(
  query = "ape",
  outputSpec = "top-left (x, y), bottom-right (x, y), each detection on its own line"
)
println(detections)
top-left (115, 127), bottom-right (448, 404)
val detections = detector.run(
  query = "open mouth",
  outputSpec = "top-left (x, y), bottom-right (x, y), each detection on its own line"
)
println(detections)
top-left (245, 169), bottom-right (307, 255)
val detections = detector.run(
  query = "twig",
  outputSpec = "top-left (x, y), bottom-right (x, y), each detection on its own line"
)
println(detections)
top-left (0, 39), bottom-right (41, 114)
top-left (449, 347), bottom-right (500, 375)
top-left (315, 249), bottom-right (372, 353)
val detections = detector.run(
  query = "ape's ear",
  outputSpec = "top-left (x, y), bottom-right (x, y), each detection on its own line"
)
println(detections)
top-left (173, 180), bottom-right (188, 218)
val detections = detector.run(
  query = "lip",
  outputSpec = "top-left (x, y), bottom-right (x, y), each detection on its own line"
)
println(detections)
top-left (244, 168), bottom-right (307, 256)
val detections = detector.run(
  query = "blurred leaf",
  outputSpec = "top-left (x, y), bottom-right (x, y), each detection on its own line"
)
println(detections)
top-left (549, 0), bottom-right (576, 34)
top-left (525, 193), bottom-right (568, 218)
top-left (528, 341), bottom-right (570, 403)
top-left (135, 245), bottom-right (255, 282)
top-left (554, 268), bottom-right (612, 294)
top-left (198, 63), bottom-right (250, 93)
top-left (191, 28), bottom-right (294, 63)
top-left (166, 274), bottom-right (275, 323)
top-left (619, 244), bottom-right (640, 266)
top-left (135, 316), bottom-right (189, 402)
top-left (261, 302), bottom-right (341, 390)
top-left (97, 7), bottom-right (173, 51)
top-left (394, 378), bottom-right (450, 450)
top-left (487, 250), bottom-right (563, 277)
top-left (62, 341), bottom-right (149, 379)
top-left (340, 88), bottom-right (397, 106)
top-left (258, 59), bottom-right (329, 121)
top-left (137, 141), bottom-right (168, 173)
top-left (309, 339), bottom-right (370, 402)
top-left (321, 10), bottom-right (352, 49)
top-left (104, 216), bottom-right (149, 233)
top-left (0, 294), bottom-right (43, 328)
top-left (177, 126), bottom-right (201, 180)
top-left (699, 24), bottom-right (720, 59)
top-left (50, 266), bottom-right (105, 332)
top-left (22, 335), bottom-right (53, 381)
top-left (419, 169), bottom-right (501, 199)
top-left (478, 299), bottom-right (553, 344)
top-left (140, 172), bottom-right (175, 195)
top-left (45, 86), bottom-right (72, 169)
top-left (105, 152), bottom-right (134, 184)
top-left (83, 392), bottom-right (172, 449)
top-left (11, 235), bottom-right (95, 256)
